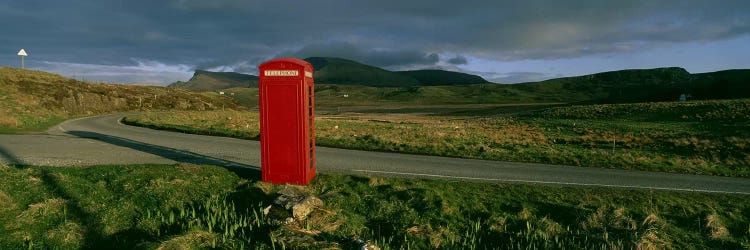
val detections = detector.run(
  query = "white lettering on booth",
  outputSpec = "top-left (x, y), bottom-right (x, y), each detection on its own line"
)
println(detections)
top-left (264, 70), bottom-right (299, 77)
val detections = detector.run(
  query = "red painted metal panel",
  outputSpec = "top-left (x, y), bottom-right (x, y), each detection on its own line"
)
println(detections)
top-left (258, 58), bottom-right (315, 185)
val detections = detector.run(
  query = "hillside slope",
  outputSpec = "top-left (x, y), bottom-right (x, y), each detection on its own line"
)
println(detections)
top-left (513, 67), bottom-right (750, 103)
top-left (168, 58), bottom-right (492, 90)
top-left (0, 67), bottom-right (241, 132)
top-left (690, 69), bottom-right (750, 100)
top-left (397, 69), bottom-right (490, 86)
top-left (305, 57), bottom-right (420, 87)
top-left (169, 70), bottom-right (258, 91)
top-left (168, 60), bottom-right (750, 105)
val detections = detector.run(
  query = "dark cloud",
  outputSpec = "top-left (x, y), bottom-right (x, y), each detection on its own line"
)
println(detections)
top-left (0, 0), bottom-right (748, 84)
top-left (447, 56), bottom-right (468, 65)
top-left (283, 42), bottom-right (439, 68)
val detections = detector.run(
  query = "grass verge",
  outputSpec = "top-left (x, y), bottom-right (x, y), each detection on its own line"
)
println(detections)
top-left (0, 67), bottom-right (241, 133)
top-left (1, 163), bottom-right (748, 249)
top-left (123, 99), bottom-right (750, 177)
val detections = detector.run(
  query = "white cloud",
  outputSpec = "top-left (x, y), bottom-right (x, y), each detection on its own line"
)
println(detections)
top-left (39, 59), bottom-right (194, 85)
top-left (486, 72), bottom-right (562, 84)
top-left (204, 61), bottom-right (257, 75)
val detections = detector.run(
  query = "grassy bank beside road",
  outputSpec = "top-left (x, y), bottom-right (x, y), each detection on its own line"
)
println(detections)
top-left (1, 163), bottom-right (748, 249)
top-left (123, 99), bottom-right (750, 177)
top-left (0, 67), bottom-right (241, 133)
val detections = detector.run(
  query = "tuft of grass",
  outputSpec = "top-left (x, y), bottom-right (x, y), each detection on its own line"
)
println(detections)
top-left (156, 231), bottom-right (219, 250)
top-left (43, 221), bottom-right (85, 249)
top-left (707, 212), bottom-right (730, 240)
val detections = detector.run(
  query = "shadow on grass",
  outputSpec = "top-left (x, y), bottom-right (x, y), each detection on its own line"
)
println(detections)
top-left (61, 131), bottom-right (277, 248)
top-left (65, 130), bottom-right (261, 180)
top-left (1, 132), bottom-right (275, 248)
top-left (0, 144), bottom-right (26, 167)
top-left (37, 169), bottom-right (111, 248)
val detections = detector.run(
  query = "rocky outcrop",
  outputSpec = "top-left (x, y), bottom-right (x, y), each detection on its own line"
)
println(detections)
top-left (261, 185), bottom-right (348, 249)
top-left (60, 92), bottom-right (129, 114)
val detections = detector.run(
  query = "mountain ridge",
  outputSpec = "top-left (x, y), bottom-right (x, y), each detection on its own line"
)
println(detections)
top-left (169, 57), bottom-right (491, 89)
top-left (169, 70), bottom-right (258, 91)
top-left (166, 57), bottom-right (749, 104)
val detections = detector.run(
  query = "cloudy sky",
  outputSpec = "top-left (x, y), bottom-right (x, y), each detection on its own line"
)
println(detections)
top-left (2, 0), bottom-right (749, 85)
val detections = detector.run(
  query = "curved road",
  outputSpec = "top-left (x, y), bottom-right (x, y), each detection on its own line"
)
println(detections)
top-left (0, 113), bottom-right (748, 194)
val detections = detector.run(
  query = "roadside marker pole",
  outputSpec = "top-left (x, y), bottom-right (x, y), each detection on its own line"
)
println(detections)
top-left (17, 49), bottom-right (28, 69)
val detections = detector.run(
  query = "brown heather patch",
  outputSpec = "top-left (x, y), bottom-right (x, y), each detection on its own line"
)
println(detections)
top-left (13, 198), bottom-right (67, 227)
top-left (0, 116), bottom-right (22, 127)
top-left (636, 211), bottom-right (671, 250)
top-left (518, 207), bottom-right (535, 220)
top-left (706, 213), bottom-right (730, 240)
top-left (368, 177), bottom-right (387, 186)
top-left (177, 163), bottom-right (204, 172)
top-left (440, 200), bottom-right (458, 215)
top-left (27, 176), bottom-right (40, 183)
top-left (253, 181), bottom-right (276, 194)
top-left (613, 207), bottom-right (637, 231)
top-left (0, 191), bottom-right (17, 211)
top-left (726, 136), bottom-right (750, 150)
top-left (406, 224), bottom-right (458, 248)
top-left (583, 206), bottom-right (608, 230)
top-left (15, 94), bottom-right (40, 106)
top-left (637, 229), bottom-right (671, 250)
top-left (156, 231), bottom-right (219, 250)
top-left (540, 216), bottom-right (563, 237)
top-left (668, 137), bottom-right (719, 152)
top-left (570, 129), bottom-right (658, 149)
top-left (44, 221), bottom-right (84, 247)
top-left (642, 212), bottom-right (661, 228)
top-left (583, 206), bottom-right (637, 232)
top-left (489, 216), bottom-right (508, 233)
top-left (316, 114), bottom-right (549, 149)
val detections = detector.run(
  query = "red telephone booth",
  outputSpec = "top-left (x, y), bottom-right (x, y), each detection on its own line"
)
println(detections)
top-left (258, 58), bottom-right (316, 185)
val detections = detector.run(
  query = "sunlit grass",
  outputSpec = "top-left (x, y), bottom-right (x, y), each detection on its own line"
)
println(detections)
top-left (0, 67), bottom-right (241, 133)
top-left (1, 164), bottom-right (748, 249)
top-left (124, 99), bottom-right (750, 177)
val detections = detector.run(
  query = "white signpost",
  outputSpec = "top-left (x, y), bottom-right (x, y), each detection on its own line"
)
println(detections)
top-left (17, 49), bottom-right (28, 69)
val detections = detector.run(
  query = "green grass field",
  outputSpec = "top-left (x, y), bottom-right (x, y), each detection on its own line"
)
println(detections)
top-left (123, 99), bottom-right (750, 177)
top-left (1, 163), bottom-right (748, 249)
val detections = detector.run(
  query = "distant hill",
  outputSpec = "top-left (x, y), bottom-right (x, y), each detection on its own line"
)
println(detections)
top-left (204, 68), bottom-right (750, 111)
top-left (513, 67), bottom-right (750, 103)
top-left (305, 57), bottom-right (490, 87)
top-left (165, 56), bottom-right (750, 105)
top-left (304, 57), bottom-right (420, 87)
top-left (396, 69), bottom-right (490, 86)
top-left (169, 70), bottom-right (258, 91)
top-left (690, 69), bottom-right (750, 100)
top-left (169, 57), bottom-right (490, 90)
top-left (0, 67), bottom-right (241, 132)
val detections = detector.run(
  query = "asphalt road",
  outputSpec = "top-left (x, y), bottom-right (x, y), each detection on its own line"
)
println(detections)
top-left (1, 113), bottom-right (748, 194)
